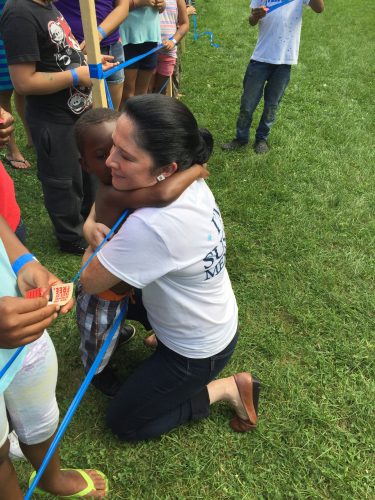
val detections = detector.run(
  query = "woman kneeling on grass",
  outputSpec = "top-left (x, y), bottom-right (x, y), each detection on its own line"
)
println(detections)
top-left (80, 94), bottom-right (260, 441)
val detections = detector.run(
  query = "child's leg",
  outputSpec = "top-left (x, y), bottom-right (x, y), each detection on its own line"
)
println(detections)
top-left (26, 116), bottom-right (85, 246)
top-left (235, 60), bottom-right (271, 144)
top-left (0, 397), bottom-right (23, 500)
top-left (135, 69), bottom-right (154, 96)
top-left (0, 89), bottom-right (30, 168)
top-left (76, 282), bottom-right (128, 374)
top-left (5, 332), bottom-right (106, 497)
top-left (153, 55), bottom-right (176, 94)
top-left (122, 68), bottom-right (138, 101)
top-left (14, 91), bottom-right (33, 147)
top-left (255, 64), bottom-right (291, 142)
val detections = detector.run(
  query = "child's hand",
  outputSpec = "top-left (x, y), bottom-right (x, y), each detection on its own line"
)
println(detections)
top-left (163, 39), bottom-right (176, 51)
top-left (101, 55), bottom-right (119, 72)
top-left (0, 296), bottom-right (58, 348)
top-left (84, 221), bottom-right (111, 249)
top-left (17, 261), bottom-right (74, 314)
top-left (0, 107), bottom-right (14, 147)
top-left (154, 0), bottom-right (166, 12)
top-left (186, 5), bottom-right (196, 15)
top-left (199, 163), bottom-right (210, 179)
top-left (250, 7), bottom-right (267, 23)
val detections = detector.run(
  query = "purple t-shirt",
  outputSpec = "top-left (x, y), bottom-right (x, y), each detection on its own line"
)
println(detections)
top-left (56, 0), bottom-right (120, 47)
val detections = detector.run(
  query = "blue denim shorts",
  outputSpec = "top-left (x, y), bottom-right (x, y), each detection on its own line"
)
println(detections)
top-left (101, 41), bottom-right (125, 84)
top-left (123, 42), bottom-right (158, 71)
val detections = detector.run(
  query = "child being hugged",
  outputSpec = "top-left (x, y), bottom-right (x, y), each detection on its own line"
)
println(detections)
top-left (74, 108), bottom-right (208, 396)
top-left (152, 0), bottom-right (189, 93)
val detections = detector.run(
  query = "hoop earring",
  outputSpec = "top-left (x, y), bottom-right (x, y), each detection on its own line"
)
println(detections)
top-left (156, 174), bottom-right (166, 182)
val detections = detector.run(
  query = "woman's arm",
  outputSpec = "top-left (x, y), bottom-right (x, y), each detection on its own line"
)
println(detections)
top-left (80, 250), bottom-right (125, 295)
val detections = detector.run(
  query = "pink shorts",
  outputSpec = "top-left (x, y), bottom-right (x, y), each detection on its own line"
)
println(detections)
top-left (156, 54), bottom-right (177, 77)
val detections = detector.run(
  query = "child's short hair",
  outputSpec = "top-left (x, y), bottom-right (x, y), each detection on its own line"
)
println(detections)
top-left (74, 107), bottom-right (120, 154)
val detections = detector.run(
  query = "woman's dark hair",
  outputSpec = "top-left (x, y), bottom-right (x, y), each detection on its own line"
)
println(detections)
top-left (123, 94), bottom-right (214, 172)
top-left (74, 107), bottom-right (120, 154)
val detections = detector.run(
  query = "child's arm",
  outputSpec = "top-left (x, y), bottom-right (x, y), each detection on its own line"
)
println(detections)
top-left (97, 0), bottom-right (129, 41)
top-left (249, 7), bottom-right (267, 26)
top-left (84, 165), bottom-right (208, 246)
top-left (163, 0), bottom-right (190, 50)
top-left (9, 57), bottom-right (117, 96)
top-left (83, 203), bottom-right (111, 249)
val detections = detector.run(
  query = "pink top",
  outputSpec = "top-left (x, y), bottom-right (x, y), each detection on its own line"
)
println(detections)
top-left (0, 161), bottom-right (21, 231)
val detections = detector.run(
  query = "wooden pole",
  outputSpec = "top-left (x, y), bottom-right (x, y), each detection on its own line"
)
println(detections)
top-left (79, 0), bottom-right (107, 108)
top-left (166, 76), bottom-right (173, 97)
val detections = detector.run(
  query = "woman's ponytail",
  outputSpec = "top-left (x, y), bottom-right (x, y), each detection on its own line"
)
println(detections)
top-left (194, 128), bottom-right (214, 165)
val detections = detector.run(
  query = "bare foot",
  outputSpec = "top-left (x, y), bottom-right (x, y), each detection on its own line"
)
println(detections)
top-left (40, 469), bottom-right (107, 498)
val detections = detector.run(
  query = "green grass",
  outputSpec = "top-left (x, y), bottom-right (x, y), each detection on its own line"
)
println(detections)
top-left (4, 0), bottom-right (375, 497)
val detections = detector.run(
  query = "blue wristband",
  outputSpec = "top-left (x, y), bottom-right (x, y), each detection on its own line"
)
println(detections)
top-left (98, 26), bottom-right (107, 39)
top-left (11, 253), bottom-right (37, 275)
top-left (70, 68), bottom-right (79, 87)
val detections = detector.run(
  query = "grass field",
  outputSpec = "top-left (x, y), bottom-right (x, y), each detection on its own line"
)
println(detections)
top-left (5, 0), bottom-right (375, 497)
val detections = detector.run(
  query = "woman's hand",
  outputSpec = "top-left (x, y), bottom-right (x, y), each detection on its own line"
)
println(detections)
top-left (0, 296), bottom-right (58, 348)
top-left (17, 261), bottom-right (74, 314)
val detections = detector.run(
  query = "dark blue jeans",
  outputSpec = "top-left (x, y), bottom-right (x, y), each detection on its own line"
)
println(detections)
top-left (106, 332), bottom-right (238, 441)
top-left (236, 60), bottom-right (291, 143)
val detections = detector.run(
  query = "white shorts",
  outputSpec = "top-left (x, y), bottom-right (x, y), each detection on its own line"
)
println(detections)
top-left (0, 332), bottom-right (59, 448)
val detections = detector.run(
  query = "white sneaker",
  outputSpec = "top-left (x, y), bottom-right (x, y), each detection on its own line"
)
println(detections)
top-left (8, 430), bottom-right (25, 461)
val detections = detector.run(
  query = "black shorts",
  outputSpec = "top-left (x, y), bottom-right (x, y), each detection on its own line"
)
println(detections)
top-left (123, 42), bottom-right (158, 71)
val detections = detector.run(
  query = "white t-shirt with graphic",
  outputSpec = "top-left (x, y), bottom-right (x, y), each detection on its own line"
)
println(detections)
top-left (251, 0), bottom-right (310, 65)
top-left (98, 180), bottom-right (238, 359)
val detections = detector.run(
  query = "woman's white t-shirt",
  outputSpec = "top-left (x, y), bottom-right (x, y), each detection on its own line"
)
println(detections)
top-left (98, 180), bottom-right (238, 359)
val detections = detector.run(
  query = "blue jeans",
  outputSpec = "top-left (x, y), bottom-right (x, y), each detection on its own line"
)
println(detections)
top-left (236, 60), bottom-right (291, 143)
top-left (106, 332), bottom-right (238, 441)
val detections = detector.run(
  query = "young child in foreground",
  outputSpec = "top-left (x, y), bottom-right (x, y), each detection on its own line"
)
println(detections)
top-left (74, 108), bottom-right (208, 396)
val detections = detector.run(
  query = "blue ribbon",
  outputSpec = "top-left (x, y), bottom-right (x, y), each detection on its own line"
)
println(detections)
top-left (192, 14), bottom-right (219, 48)
top-left (24, 302), bottom-right (128, 499)
top-left (266, 0), bottom-right (296, 14)
top-left (1, 209), bottom-right (130, 382)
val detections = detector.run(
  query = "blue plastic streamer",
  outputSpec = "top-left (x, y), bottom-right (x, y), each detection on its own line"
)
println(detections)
top-left (0, 209), bottom-right (129, 382)
top-left (24, 302), bottom-right (128, 500)
top-left (88, 62), bottom-right (104, 80)
top-left (266, 0), bottom-right (296, 13)
top-left (192, 14), bottom-right (219, 48)
top-left (104, 78), bottom-right (114, 110)
top-left (0, 345), bottom-right (25, 379)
